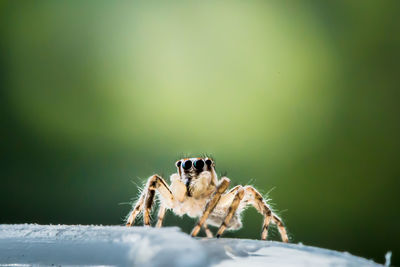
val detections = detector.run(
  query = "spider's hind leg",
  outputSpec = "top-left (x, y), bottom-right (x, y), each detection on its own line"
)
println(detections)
top-left (271, 214), bottom-right (289, 243)
top-left (243, 186), bottom-right (288, 242)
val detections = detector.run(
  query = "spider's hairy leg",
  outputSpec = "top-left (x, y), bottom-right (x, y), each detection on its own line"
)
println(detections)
top-left (143, 175), bottom-right (174, 226)
top-left (156, 205), bottom-right (167, 228)
top-left (203, 223), bottom-right (213, 238)
top-left (261, 214), bottom-right (272, 240)
top-left (218, 185), bottom-right (243, 206)
top-left (126, 193), bottom-right (145, 226)
top-left (126, 174), bottom-right (174, 227)
top-left (200, 185), bottom-right (243, 238)
top-left (216, 186), bottom-right (245, 238)
top-left (243, 186), bottom-right (288, 242)
top-left (272, 214), bottom-right (289, 243)
top-left (190, 177), bottom-right (230, 237)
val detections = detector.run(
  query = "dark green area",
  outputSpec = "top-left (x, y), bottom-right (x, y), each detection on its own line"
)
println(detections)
top-left (1, 1), bottom-right (399, 265)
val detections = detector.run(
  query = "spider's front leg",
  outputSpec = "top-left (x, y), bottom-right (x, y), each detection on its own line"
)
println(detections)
top-left (126, 174), bottom-right (174, 226)
top-left (212, 185), bottom-right (289, 242)
top-left (190, 177), bottom-right (230, 237)
top-left (215, 185), bottom-right (245, 238)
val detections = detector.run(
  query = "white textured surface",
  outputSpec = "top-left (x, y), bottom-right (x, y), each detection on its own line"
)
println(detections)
top-left (0, 224), bottom-right (382, 267)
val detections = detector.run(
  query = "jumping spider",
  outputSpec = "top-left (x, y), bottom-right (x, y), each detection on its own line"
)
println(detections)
top-left (126, 157), bottom-right (288, 242)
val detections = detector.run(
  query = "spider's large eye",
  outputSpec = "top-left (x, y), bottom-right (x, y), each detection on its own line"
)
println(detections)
top-left (193, 159), bottom-right (204, 170)
top-left (182, 160), bottom-right (192, 170)
top-left (205, 159), bottom-right (213, 167)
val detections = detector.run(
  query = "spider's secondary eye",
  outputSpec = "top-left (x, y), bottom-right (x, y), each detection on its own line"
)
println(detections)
top-left (205, 159), bottom-right (212, 167)
top-left (193, 159), bottom-right (204, 170)
top-left (182, 160), bottom-right (192, 170)
top-left (176, 161), bottom-right (181, 168)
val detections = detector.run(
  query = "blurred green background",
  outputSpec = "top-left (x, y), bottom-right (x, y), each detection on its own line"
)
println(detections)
top-left (1, 0), bottom-right (399, 265)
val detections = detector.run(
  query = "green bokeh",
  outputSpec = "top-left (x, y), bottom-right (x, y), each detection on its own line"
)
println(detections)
top-left (1, 1), bottom-right (399, 265)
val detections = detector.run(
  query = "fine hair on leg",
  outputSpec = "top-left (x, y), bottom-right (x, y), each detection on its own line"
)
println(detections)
top-left (126, 174), bottom-right (174, 227)
top-left (243, 185), bottom-right (288, 242)
top-left (126, 193), bottom-right (145, 226)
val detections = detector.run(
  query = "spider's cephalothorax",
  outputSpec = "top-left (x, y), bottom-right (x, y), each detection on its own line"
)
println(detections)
top-left (126, 157), bottom-right (289, 242)
top-left (176, 158), bottom-right (217, 198)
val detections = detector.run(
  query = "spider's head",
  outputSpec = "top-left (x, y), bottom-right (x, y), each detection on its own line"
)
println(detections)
top-left (176, 157), bottom-right (214, 177)
top-left (175, 158), bottom-right (215, 194)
